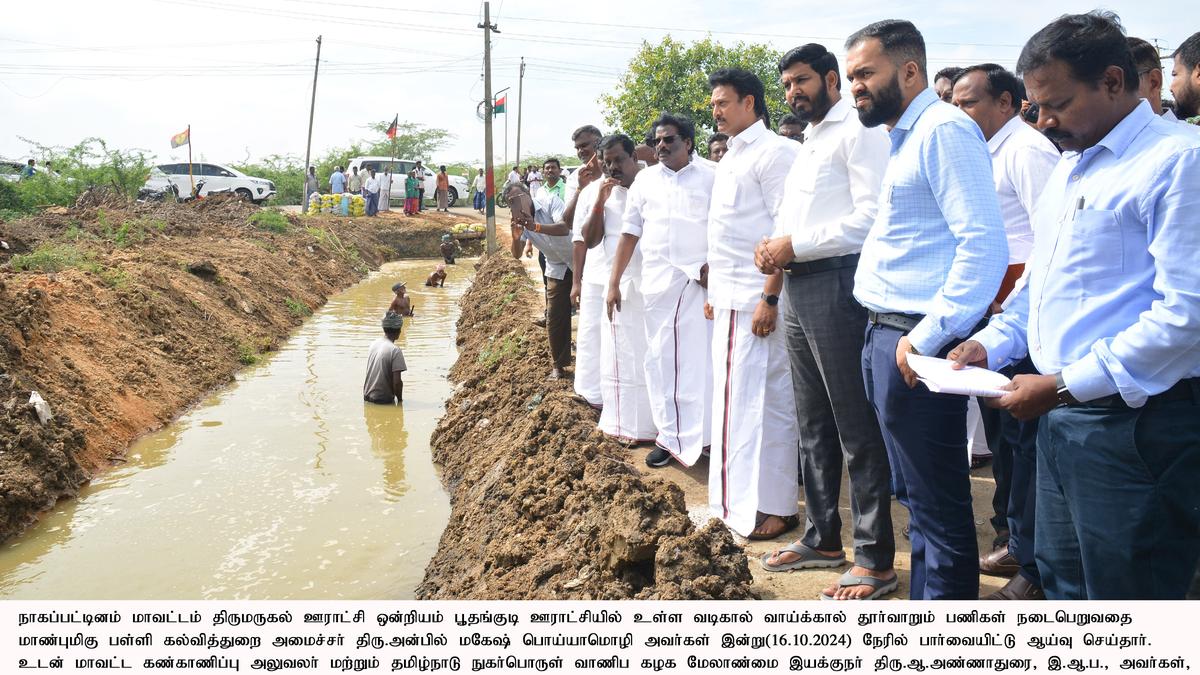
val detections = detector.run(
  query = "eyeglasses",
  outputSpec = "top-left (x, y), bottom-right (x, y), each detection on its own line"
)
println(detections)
top-left (655, 134), bottom-right (678, 146)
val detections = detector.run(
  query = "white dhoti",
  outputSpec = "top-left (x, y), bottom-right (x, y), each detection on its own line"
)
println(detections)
top-left (641, 279), bottom-right (712, 466)
top-left (573, 281), bottom-right (605, 408)
top-left (599, 280), bottom-right (656, 443)
top-left (708, 308), bottom-right (800, 537)
top-left (966, 397), bottom-right (991, 458)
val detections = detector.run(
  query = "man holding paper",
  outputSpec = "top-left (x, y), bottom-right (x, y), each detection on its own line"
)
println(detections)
top-left (950, 12), bottom-right (1200, 600)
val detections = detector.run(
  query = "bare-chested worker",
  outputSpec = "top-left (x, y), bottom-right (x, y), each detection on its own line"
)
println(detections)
top-left (388, 282), bottom-right (415, 317)
top-left (425, 264), bottom-right (447, 287)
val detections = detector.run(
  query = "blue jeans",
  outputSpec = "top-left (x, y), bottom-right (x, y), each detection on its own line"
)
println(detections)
top-left (1036, 391), bottom-right (1200, 599)
top-left (862, 323), bottom-right (978, 599)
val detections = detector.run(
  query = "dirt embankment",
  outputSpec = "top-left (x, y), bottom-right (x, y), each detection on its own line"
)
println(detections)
top-left (417, 253), bottom-right (754, 600)
top-left (0, 194), bottom-right (464, 543)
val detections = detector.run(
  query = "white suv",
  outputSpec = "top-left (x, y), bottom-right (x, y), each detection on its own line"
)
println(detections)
top-left (345, 157), bottom-right (468, 207)
top-left (144, 162), bottom-right (276, 203)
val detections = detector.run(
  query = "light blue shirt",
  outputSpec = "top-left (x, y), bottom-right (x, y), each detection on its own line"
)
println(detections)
top-left (973, 101), bottom-right (1200, 407)
top-left (853, 88), bottom-right (1008, 355)
top-left (521, 188), bottom-right (574, 280)
top-left (330, 170), bottom-right (346, 193)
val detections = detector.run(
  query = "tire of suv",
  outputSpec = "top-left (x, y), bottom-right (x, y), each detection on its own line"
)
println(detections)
top-left (446, 187), bottom-right (459, 207)
top-left (235, 188), bottom-right (253, 202)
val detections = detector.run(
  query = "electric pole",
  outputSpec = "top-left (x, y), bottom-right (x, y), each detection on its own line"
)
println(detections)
top-left (516, 57), bottom-right (525, 169)
top-left (480, 4), bottom-right (499, 254)
top-left (303, 35), bottom-right (322, 207)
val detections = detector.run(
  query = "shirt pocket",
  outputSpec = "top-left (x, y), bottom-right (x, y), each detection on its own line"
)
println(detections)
top-left (681, 189), bottom-right (711, 221)
top-left (1063, 208), bottom-right (1123, 287)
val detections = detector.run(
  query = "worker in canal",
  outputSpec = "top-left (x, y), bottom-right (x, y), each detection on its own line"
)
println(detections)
top-left (425, 264), bottom-right (447, 287)
top-left (363, 312), bottom-right (407, 404)
top-left (440, 233), bottom-right (459, 265)
top-left (389, 282), bottom-right (415, 317)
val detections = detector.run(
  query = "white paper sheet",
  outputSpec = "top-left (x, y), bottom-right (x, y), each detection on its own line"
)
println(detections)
top-left (906, 353), bottom-right (1011, 397)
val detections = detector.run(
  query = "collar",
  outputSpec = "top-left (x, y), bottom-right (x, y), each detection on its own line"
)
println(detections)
top-left (1162, 108), bottom-right (1178, 122)
top-left (659, 159), bottom-right (694, 177)
top-left (805, 97), bottom-right (852, 141)
top-left (894, 88), bottom-right (939, 132)
top-left (987, 114), bottom-right (1024, 154)
top-left (729, 119), bottom-right (767, 150)
top-left (1088, 99), bottom-right (1155, 160)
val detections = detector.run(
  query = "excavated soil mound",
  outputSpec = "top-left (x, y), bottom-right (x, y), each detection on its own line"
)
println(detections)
top-left (417, 254), bottom-right (754, 600)
top-left (0, 199), bottom-right (461, 543)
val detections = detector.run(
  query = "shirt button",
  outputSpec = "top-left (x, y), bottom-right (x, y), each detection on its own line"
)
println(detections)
top-left (1071, 174), bottom-right (1080, 181)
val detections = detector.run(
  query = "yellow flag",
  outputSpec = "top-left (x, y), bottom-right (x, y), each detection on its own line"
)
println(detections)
top-left (170, 128), bottom-right (190, 149)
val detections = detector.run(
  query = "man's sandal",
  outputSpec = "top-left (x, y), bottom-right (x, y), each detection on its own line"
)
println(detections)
top-left (747, 513), bottom-right (801, 541)
top-left (759, 543), bottom-right (847, 572)
top-left (819, 570), bottom-right (899, 600)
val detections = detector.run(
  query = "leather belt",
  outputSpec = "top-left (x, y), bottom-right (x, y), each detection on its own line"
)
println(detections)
top-left (1069, 378), bottom-right (1200, 409)
top-left (866, 310), bottom-right (924, 333)
top-left (784, 253), bottom-right (860, 277)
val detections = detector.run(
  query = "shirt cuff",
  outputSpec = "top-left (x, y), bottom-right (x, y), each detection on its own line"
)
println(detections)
top-left (971, 325), bottom-right (1013, 371)
top-left (907, 320), bottom-right (951, 357)
top-left (1059, 352), bottom-right (1118, 404)
top-left (620, 223), bottom-right (643, 238)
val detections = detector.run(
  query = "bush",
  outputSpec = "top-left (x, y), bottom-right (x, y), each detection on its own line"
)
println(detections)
top-left (11, 243), bottom-right (98, 273)
top-left (249, 209), bottom-right (289, 233)
top-left (5, 137), bottom-right (155, 215)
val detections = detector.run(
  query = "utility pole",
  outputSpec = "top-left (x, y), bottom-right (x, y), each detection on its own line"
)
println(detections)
top-left (303, 35), bottom-right (322, 207)
top-left (479, 4), bottom-right (499, 254)
top-left (516, 57), bottom-right (525, 169)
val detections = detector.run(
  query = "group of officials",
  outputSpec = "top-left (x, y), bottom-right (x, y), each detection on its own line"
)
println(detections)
top-left (505, 12), bottom-right (1200, 601)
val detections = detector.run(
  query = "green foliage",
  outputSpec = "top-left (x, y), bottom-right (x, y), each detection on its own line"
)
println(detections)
top-left (285, 297), bottom-right (312, 317)
top-left (235, 337), bottom-right (273, 366)
top-left (477, 331), bottom-right (525, 369)
top-left (0, 180), bottom-right (21, 212)
top-left (11, 137), bottom-right (155, 211)
top-left (11, 243), bottom-right (97, 273)
top-left (249, 209), bottom-right (289, 233)
top-left (600, 36), bottom-right (787, 153)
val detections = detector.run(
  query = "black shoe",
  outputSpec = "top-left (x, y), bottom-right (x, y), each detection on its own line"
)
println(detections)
top-left (645, 446), bottom-right (672, 468)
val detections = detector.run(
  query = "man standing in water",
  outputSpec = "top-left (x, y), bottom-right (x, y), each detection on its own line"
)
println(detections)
top-left (364, 313), bottom-right (407, 404)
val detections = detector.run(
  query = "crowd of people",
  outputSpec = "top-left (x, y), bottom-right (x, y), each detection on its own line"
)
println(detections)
top-left (505, 13), bottom-right (1200, 601)
top-left (307, 160), bottom-right (458, 217)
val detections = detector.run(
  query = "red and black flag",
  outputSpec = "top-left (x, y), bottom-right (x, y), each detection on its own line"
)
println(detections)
top-left (385, 115), bottom-right (399, 139)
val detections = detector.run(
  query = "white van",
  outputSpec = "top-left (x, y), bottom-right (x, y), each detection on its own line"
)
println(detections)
top-left (345, 157), bottom-right (468, 207)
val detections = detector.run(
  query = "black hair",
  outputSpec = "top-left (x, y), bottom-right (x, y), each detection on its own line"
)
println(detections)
top-left (954, 63), bottom-right (1025, 112)
top-left (708, 68), bottom-right (771, 127)
top-left (845, 20), bottom-right (928, 78)
top-left (597, 133), bottom-right (636, 157)
top-left (778, 43), bottom-right (841, 91)
top-left (1126, 37), bottom-right (1161, 73)
top-left (542, 157), bottom-right (561, 169)
top-left (1023, 102), bottom-right (1040, 124)
top-left (643, 127), bottom-right (656, 145)
top-left (1016, 11), bottom-right (1138, 93)
top-left (935, 66), bottom-right (965, 83)
top-left (650, 112), bottom-right (697, 149)
top-left (439, 165), bottom-right (446, 171)
top-left (707, 132), bottom-right (729, 146)
top-left (384, 327), bottom-right (401, 340)
top-left (1175, 31), bottom-right (1200, 71)
top-left (779, 113), bottom-right (806, 128)
top-left (571, 124), bottom-right (603, 141)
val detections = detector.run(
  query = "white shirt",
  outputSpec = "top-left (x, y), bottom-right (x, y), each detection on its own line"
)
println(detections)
top-left (564, 166), bottom-right (582, 205)
top-left (621, 159), bottom-right (715, 297)
top-left (365, 176), bottom-right (380, 194)
top-left (505, 170), bottom-right (521, 187)
top-left (378, 173), bottom-right (392, 192)
top-left (774, 97), bottom-right (890, 262)
top-left (987, 114), bottom-right (1060, 264)
top-left (473, 174), bottom-right (486, 191)
top-left (521, 189), bottom-right (574, 280)
top-left (574, 180), bottom-right (639, 287)
top-left (707, 119), bottom-right (798, 311)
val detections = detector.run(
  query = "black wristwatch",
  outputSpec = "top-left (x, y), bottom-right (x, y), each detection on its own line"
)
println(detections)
top-left (761, 293), bottom-right (779, 307)
top-left (1055, 373), bottom-right (1078, 406)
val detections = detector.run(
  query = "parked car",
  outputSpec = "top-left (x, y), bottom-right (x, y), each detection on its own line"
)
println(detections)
top-left (143, 163), bottom-right (276, 204)
top-left (345, 157), bottom-right (468, 207)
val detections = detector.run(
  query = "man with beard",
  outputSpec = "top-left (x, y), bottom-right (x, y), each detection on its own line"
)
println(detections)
top-left (846, 20), bottom-right (1007, 600)
top-left (951, 62), bottom-right (1059, 600)
top-left (934, 66), bottom-right (965, 103)
top-left (777, 113), bottom-right (807, 142)
top-left (754, 43), bottom-right (895, 599)
top-left (707, 132), bottom-right (729, 161)
top-left (579, 134), bottom-right (655, 443)
top-left (561, 125), bottom-right (605, 409)
top-left (607, 113), bottom-right (715, 469)
top-left (950, 11), bottom-right (1200, 600)
top-left (704, 67), bottom-right (801, 542)
top-left (1170, 31), bottom-right (1200, 124)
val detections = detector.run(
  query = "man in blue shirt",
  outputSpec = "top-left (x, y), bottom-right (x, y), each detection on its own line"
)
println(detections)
top-left (846, 19), bottom-right (1008, 600)
top-left (329, 166), bottom-right (346, 194)
top-left (951, 11), bottom-right (1200, 600)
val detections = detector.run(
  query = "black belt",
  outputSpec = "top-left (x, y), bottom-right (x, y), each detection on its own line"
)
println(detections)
top-left (1069, 378), bottom-right (1200, 409)
top-left (866, 310), bottom-right (924, 333)
top-left (784, 253), bottom-right (860, 277)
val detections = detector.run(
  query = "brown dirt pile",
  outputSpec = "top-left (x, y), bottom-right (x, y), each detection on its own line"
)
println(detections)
top-left (0, 199), bottom-right (460, 543)
top-left (417, 254), bottom-right (754, 600)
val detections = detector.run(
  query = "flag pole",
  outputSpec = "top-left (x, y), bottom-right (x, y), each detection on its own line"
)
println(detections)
top-left (187, 124), bottom-right (193, 195)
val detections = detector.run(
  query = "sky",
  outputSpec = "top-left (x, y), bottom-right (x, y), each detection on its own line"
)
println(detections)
top-left (1, 0), bottom-right (1194, 171)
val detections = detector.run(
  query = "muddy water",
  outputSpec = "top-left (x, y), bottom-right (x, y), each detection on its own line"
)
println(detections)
top-left (0, 258), bottom-right (472, 599)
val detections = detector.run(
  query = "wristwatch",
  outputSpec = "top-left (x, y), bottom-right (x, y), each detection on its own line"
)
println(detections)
top-left (760, 293), bottom-right (779, 307)
top-left (1055, 373), bottom-right (1078, 406)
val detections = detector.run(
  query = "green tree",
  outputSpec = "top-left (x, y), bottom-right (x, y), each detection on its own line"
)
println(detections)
top-left (600, 36), bottom-right (786, 150)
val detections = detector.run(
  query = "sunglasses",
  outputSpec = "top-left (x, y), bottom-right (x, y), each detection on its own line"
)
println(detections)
top-left (655, 134), bottom-right (679, 146)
